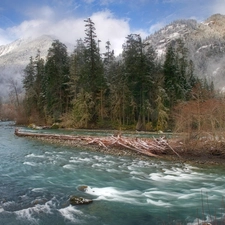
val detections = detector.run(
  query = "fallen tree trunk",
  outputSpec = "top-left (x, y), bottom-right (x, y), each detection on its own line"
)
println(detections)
top-left (15, 128), bottom-right (181, 159)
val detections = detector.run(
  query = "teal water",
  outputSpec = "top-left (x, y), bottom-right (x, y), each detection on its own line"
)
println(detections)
top-left (1, 122), bottom-right (225, 225)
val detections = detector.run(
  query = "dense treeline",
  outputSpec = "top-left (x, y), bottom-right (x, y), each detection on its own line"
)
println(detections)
top-left (22, 18), bottom-right (214, 131)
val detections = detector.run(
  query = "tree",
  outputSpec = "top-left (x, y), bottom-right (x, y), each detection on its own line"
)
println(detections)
top-left (163, 43), bottom-right (178, 107)
top-left (82, 18), bottom-right (105, 124)
top-left (164, 39), bottom-right (196, 108)
top-left (33, 50), bottom-right (46, 119)
top-left (108, 61), bottom-right (131, 127)
top-left (83, 18), bottom-right (103, 93)
top-left (69, 39), bottom-right (86, 100)
top-left (23, 56), bottom-right (36, 117)
top-left (45, 40), bottom-right (70, 121)
top-left (22, 51), bottom-right (46, 123)
top-left (122, 34), bottom-right (157, 129)
top-left (71, 89), bottom-right (94, 128)
top-left (8, 78), bottom-right (21, 109)
top-left (103, 41), bottom-right (115, 80)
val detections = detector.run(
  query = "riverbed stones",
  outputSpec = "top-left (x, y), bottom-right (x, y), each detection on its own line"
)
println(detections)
top-left (69, 195), bottom-right (93, 205)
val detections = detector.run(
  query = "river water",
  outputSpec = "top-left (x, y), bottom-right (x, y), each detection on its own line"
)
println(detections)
top-left (0, 121), bottom-right (225, 225)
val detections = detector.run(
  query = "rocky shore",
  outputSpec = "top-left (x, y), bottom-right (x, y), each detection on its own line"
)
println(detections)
top-left (23, 132), bottom-right (225, 167)
top-left (28, 135), bottom-right (154, 160)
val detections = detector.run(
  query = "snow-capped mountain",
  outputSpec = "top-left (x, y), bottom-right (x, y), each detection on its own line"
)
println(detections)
top-left (1, 13), bottom-right (225, 101)
top-left (0, 35), bottom-right (57, 99)
top-left (145, 13), bottom-right (225, 90)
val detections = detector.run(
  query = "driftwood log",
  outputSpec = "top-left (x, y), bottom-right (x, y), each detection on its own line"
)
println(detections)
top-left (15, 128), bottom-right (181, 158)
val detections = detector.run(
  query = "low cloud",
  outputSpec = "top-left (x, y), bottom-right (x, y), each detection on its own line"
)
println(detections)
top-left (211, 0), bottom-right (225, 15)
top-left (91, 10), bottom-right (130, 54)
top-left (149, 22), bottom-right (166, 34)
top-left (1, 8), bottom-right (131, 55)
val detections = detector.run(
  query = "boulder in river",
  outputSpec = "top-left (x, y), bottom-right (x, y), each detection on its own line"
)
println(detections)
top-left (77, 185), bottom-right (88, 192)
top-left (69, 196), bottom-right (93, 205)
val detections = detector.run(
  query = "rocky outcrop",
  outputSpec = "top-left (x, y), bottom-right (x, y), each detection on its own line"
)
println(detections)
top-left (69, 196), bottom-right (93, 205)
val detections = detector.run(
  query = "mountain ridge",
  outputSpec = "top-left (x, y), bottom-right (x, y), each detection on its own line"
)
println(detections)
top-left (145, 13), bottom-right (225, 90)
top-left (1, 14), bottom-right (225, 100)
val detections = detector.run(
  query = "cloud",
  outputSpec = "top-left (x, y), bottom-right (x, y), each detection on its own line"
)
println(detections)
top-left (149, 22), bottom-right (166, 34)
top-left (91, 10), bottom-right (130, 54)
top-left (2, 7), bottom-right (131, 55)
top-left (0, 28), bottom-right (13, 45)
top-left (211, 0), bottom-right (225, 15)
top-left (25, 6), bottom-right (55, 20)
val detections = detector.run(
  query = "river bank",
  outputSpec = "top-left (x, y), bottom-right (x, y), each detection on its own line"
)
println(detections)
top-left (15, 128), bottom-right (225, 167)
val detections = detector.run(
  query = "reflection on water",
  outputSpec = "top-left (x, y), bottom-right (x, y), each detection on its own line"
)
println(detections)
top-left (0, 121), bottom-right (225, 224)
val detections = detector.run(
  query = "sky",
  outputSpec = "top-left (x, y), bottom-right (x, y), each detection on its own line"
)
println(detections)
top-left (0, 0), bottom-right (225, 55)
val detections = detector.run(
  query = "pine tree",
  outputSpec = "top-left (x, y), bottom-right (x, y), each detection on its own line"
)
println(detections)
top-left (69, 39), bottom-right (86, 100)
top-left (108, 61), bottom-right (131, 127)
top-left (33, 50), bottom-right (46, 119)
top-left (83, 18), bottom-right (105, 124)
top-left (103, 41), bottom-right (115, 81)
top-left (164, 39), bottom-right (195, 107)
top-left (163, 43), bottom-right (178, 107)
top-left (122, 34), bottom-right (157, 129)
top-left (45, 40), bottom-right (70, 121)
top-left (23, 56), bottom-right (36, 117)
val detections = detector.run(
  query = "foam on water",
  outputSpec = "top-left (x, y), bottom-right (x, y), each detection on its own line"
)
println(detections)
top-left (23, 162), bottom-right (38, 166)
top-left (15, 199), bottom-right (53, 223)
top-left (84, 186), bottom-right (150, 205)
top-left (59, 205), bottom-right (83, 223)
top-left (178, 193), bottom-right (199, 199)
top-left (31, 188), bottom-right (46, 192)
top-left (146, 198), bottom-right (172, 207)
top-left (25, 153), bottom-right (45, 158)
top-left (106, 168), bottom-right (120, 173)
top-left (143, 190), bottom-right (179, 199)
top-left (2, 122), bottom-right (225, 225)
top-left (63, 164), bottom-right (76, 170)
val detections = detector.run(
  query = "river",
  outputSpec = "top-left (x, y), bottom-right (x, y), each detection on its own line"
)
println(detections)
top-left (0, 121), bottom-right (225, 225)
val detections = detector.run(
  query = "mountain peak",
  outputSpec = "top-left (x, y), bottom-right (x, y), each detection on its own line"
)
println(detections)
top-left (202, 14), bottom-right (225, 36)
top-left (145, 14), bottom-right (225, 90)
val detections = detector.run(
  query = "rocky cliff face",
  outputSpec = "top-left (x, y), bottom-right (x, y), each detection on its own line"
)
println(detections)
top-left (145, 13), bottom-right (225, 90)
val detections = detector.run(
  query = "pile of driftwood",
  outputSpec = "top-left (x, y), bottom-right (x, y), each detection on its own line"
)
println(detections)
top-left (15, 129), bottom-right (181, 158)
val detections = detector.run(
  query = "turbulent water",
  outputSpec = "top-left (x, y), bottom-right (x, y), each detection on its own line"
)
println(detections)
top-left (1, 122), bottom-right (225, 225)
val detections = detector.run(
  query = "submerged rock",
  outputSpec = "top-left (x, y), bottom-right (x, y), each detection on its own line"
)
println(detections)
top-left (31, 198), bottom-right (48, 206)
top-left (77, 185), bottom-right (88, 192)
top-left (69, 196), bottom-right (93, 205)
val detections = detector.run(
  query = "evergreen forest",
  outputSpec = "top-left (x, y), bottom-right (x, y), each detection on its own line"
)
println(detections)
top-left (22, 18), bottom-right (216, 132)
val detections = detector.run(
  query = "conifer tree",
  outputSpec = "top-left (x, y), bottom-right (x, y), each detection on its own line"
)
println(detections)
top-left (33, 50), bottom-right (46, 118)
top-left (83, 18), bottom-right (105, 124)
top-left (164, 39), bottom-right (195, 107)
top-left (69, 39), bottom-right (86, 100)
top-left (123, 34), bottom-right (157, 129)
top-left (23, 56), bottom-right (36, 117)
top-left (45, 40), bottom-right (70, 121)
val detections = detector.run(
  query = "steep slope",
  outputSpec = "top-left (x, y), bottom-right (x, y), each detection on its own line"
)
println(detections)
top-left (0, 35), bottom-right (55, 98)
top-left (145, 13), bottom-right (225, 90)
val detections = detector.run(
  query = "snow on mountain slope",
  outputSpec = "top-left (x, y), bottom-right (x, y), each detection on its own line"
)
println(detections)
top-left (145, 13), bottom-right (225, 90)
top-left (0, 35), bottom-right (56, 99)
top-left (1, 13), bottom-right (225, 101)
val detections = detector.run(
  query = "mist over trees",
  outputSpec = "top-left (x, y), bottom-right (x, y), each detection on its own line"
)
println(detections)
top-left (21, 18), bottom-right (215, 131)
